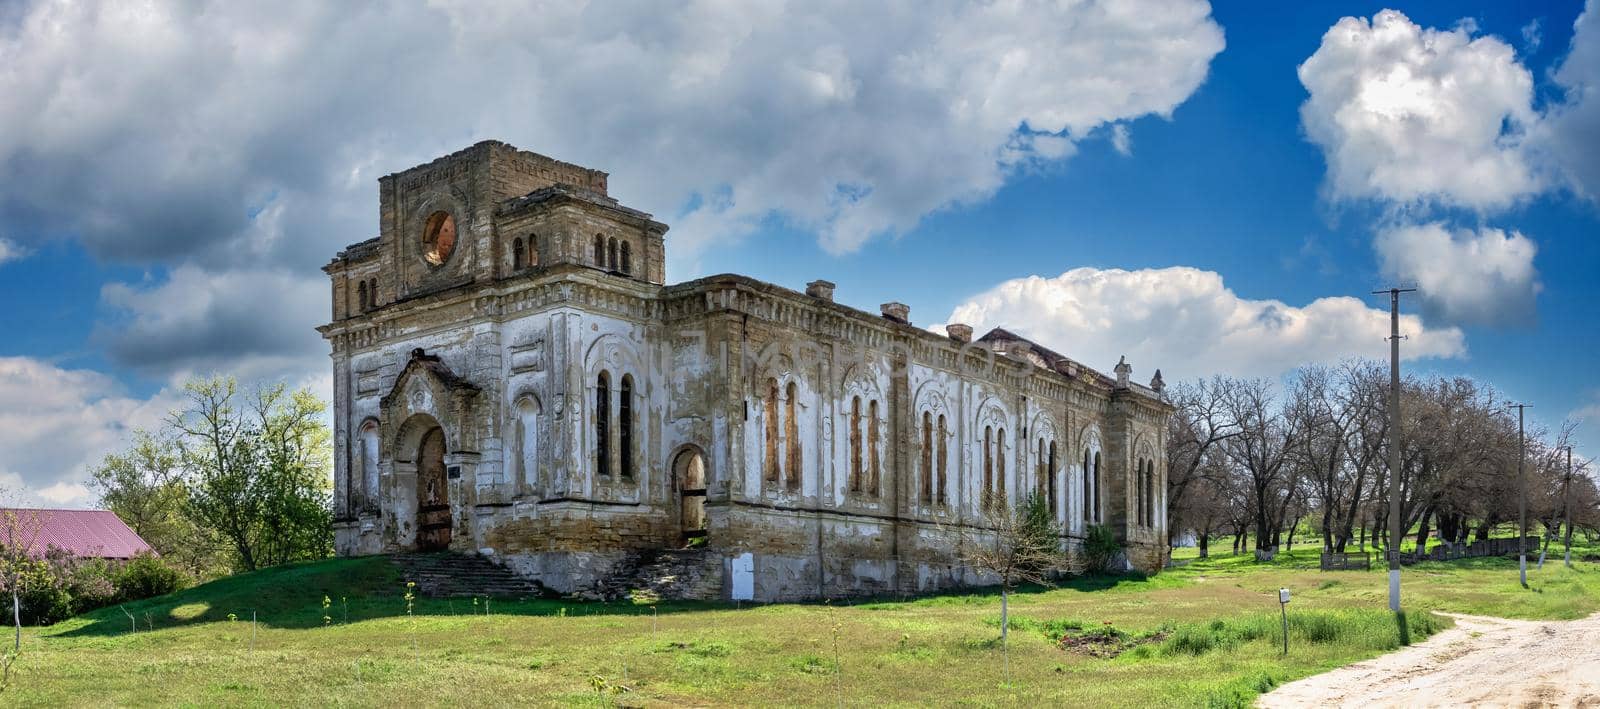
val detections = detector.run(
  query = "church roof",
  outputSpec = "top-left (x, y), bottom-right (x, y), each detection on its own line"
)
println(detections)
top-left (977, 327), bottom-right (1163, 400)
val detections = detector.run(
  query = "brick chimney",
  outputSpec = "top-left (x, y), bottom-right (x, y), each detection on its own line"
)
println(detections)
top-left (880, 302), bottom-right (910, 324)
top-left (947, 323), bottom-right (973, 343)
top-left (805, 280), bottom-right (836, 302)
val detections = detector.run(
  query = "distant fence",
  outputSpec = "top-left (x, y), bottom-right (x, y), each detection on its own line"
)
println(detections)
top-left (1320, 536), bottom-right (1541, 571)
top-left (1319, 552), bottom-right (1371, 571)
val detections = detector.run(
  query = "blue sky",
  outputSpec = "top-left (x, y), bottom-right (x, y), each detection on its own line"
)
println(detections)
top-left (0, 0), bottom-right (1596, 505)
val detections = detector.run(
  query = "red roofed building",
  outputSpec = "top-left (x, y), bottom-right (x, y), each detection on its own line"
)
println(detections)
top-left (0, 508), bottom-right (155, 560)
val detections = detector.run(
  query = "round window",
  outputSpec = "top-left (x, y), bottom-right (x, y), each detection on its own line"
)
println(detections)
top-left (421, 211), bottom-right (456, 266)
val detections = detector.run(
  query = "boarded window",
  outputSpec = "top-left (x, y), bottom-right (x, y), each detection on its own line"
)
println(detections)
top-left (936, 414), bottom-right (948, 505)
top-left (764, 378), bottom-right (780, 483)
top-left (867, 400), bottom-right (880, 495)
top-left (849, 397), bottom-right (862, 492)
top-left (920, 412), bottom-right (933, 505)
top-left (983, 426), bottom-right (994, 504)
top-left (784, 382), bottom-right (800, 490)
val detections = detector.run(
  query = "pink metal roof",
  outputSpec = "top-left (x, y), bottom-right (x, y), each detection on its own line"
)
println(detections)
top-left (0, 508), bottom-right (154, 560)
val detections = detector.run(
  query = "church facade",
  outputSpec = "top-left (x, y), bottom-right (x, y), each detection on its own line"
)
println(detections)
top-left (320, 141), bottom-right (1172, 602)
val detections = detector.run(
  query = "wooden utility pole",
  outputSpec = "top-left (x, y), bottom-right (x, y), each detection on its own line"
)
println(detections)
top-left (1374, 287), bottom-right (1414, 613)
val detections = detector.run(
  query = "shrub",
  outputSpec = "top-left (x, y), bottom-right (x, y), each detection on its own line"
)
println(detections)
top-left (1082, 524), bottom-right (1123, 574)
top-left (0, 557), bottom-right (74, 625)
top-left (63, 557), bottom-right (119, 613)
top-left (113, 552), bottom-right (189, 603)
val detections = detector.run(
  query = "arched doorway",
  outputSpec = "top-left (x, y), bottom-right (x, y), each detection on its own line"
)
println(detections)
top-left (673, 448), bottom-right (707, 547)
top-left (416, 426), bottom-right (451, 551)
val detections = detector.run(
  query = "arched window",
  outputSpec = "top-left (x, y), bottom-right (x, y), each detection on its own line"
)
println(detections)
top-left (920, 412), bottom-right (933, 505)
top-left (868, 400), bottom-right (880, 495)
top-left (849, 396), bottom-right (863, 492)
top-left (594, 234), bottom-right (605, 266)
top-left (936, 414), bottom-right (948, 506)
top-left (515, 398), bottom-right (539, 495)
top-left (1082, 449), bottom-right (1092, 525)
top-left (1092, 451), bottom-right (1102, 523)
top-left (1037, 439), bottom-right (1047, 496)
top-left (595, 372), bottom-right (611, 478)
top-left (527, 233), bottom-right (539, 267)
top-left (357, 281), bottom-right (368, 312)
top-left (512, 237), bottom-right (525, 271)
top-left (619, 375), bottom-right (634, 480)
top-left (983, 426), bottom-right (994, 505)
top-left (784, 382), bottom-right (800, 490)
top-left (359, 420), bottom-right (379, 514)
top-left (369, 280), bottom-right (378, 307)
top-left (1047, 441), bottom-right (1058, 518)
top-left (1135, 458), bottom-right (1145, 527)
top-left (621, 241), bottom-right (632, 275)
top-left (996, 428), bottom-right (1007, 502)
top-left (764, 379), bottom-right (780, 483)
top-left (608, 237), bottom-right (618, 270)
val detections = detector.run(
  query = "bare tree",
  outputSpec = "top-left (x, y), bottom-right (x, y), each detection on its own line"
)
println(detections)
top-left (1219, 379), bottom-right (1302, 560)
top-left (956, 493), bottom-right (1063, 681)
top-left (1164, 377), bottom-right (1242, 546)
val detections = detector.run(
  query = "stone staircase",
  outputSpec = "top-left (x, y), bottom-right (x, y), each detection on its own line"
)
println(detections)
top-left (389, 552), bottom-right (547, 598)
top-left (584, 548), bottom-right (723, 602)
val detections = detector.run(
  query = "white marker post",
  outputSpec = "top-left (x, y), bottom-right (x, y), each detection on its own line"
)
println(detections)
top-left (1278, 588), bottom-right (1291, 656)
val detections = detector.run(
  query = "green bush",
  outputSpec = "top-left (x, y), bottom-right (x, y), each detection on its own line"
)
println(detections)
top-left (1082, 524), bottom-right (1123, 574)
top-left (113, 552), bottom-right (190, 603)
top-left (63, 557), bottom-right (119, 613)
top-left (0, 556), bottom-right (75, 625)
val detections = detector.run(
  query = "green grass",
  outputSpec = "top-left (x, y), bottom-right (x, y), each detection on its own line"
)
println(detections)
top-left (5, 550), bottom-right (1597, 707)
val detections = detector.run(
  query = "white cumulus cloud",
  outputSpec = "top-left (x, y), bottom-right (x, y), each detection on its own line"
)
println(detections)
top-left (1298, 9), bottom-right (1542, 211)
top-left (0, 0), bottom-right (1226, 269)
top-left (940, 266), bottom-right (1466, 383)
top-left (1375, 222), bottom-right (1541, 326)
top-left (1535, 1), bottom-right (1600, 202)
top-left (0, 357), bottom-right (180, 508)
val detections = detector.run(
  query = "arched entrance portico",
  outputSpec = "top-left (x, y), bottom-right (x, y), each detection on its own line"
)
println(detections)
top-left (396, 413), bottom-right (452, 552)
top-left (673, 447), bottom-right (707, 546)
top-left (416, 426), bottom-right (451, 551)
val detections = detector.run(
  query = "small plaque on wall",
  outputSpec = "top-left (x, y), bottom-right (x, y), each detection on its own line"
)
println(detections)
top-left (447, 466), bottom-right (462, 479)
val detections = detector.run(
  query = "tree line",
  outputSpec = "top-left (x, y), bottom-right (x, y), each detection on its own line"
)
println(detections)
top-left (1164, 361), bottom-right (1600, 560)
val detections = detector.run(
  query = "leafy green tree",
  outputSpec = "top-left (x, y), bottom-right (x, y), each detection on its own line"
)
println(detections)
top-left (89, 431), bottom-right (226, 579)
top-left (169, 377), bottom-right (332, 572)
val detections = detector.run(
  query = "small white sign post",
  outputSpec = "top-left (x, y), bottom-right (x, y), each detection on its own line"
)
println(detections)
top-left (1278, 588), bottom-right (1291, 656)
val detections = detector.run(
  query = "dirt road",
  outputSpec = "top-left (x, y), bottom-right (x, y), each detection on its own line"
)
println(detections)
top-left (1258, 611), bottom-right (1600, 708)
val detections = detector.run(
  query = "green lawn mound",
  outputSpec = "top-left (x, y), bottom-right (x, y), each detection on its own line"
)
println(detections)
top-left (13, 552), bottom-right (1596, 707)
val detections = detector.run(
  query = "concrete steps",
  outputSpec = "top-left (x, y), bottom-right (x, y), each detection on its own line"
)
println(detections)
top-left (389, 552), bottom-right (546, 598)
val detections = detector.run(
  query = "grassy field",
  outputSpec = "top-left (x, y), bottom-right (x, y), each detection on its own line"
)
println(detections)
top-left (6, 546), bottom-right (1597, 707)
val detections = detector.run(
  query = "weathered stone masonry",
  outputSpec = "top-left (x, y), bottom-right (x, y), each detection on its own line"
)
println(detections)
top-left (320, 140), bottom-right (1173, 601)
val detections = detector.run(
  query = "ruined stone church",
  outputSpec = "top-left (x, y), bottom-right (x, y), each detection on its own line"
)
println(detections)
top-left (321, 141), bottom-right (1172, 601)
